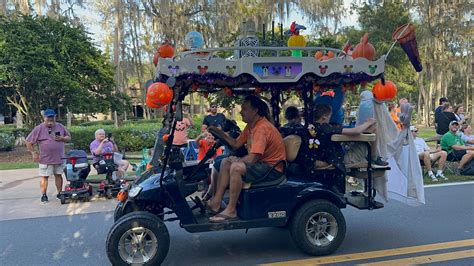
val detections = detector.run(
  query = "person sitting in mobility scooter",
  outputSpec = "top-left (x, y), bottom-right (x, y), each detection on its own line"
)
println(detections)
top-left (106, 36), bottom-right (406, 264)
top-left (90, 129), bottom-right (129, 198)
top-left (58, 149), bottom-right (92, 204)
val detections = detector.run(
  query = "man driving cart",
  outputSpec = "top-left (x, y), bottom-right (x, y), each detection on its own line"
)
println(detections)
top-left (205, 95), bottom-right (286, 222)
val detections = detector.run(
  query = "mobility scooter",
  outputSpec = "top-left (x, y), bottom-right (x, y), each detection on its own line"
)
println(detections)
top-left (105, 22), bottom-right (422, 264)
top-left (96, 152), bottom-right (128, 199)
top-left (59, 150), bottom-right (92, 204)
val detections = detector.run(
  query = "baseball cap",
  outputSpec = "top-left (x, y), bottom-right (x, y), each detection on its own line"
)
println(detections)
top-left (43, 109), bottom-right (56, 117)
top-left (410, 125), bottom-right (418, 131)
top-left (449, 120), bottom-right (459, 126)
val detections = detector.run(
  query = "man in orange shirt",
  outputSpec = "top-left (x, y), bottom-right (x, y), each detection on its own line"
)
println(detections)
top-left (205, 95), bottom-right (286, 222)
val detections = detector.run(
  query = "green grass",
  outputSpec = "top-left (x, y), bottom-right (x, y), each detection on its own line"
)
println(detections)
top-left (0, 162), bottom-right (38, 170)
top-left (423, 173), bottom-right (474, 184)
top-left (417, 127), bottom-right (436, 139)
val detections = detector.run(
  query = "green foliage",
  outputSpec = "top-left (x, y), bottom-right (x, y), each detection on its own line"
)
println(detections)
top-left (0, 132), bottom-right (15, 151)
top-left (0, 126), bottom-right (30, 138)
top-left (68, 125), bottom-right (158, 152)
top-left (78, 119), bottom-right (162, 127)
top-left (0, 15), bottom-right (128, 127)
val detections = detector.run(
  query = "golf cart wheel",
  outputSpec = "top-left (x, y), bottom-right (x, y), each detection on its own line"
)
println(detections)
top-left (290, 199), bottom-right (346, 256)
top-left (106, 211), bottom-right (170, 266)
top-left (60, 194), bottom-right (66, 205)
top-left (106, 188), bottom-right (113, 199)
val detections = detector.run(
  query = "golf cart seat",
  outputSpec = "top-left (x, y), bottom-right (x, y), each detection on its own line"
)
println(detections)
top-left (241, 135), bottom-right (302, 189)
top-left (331, 133), bottom-right (390, 178)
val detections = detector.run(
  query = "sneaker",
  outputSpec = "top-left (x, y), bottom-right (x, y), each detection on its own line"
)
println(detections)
top-left (436, 172), bottom-right (448, 180)
top-left (373, 156), bottom-right (389, 166)
top-left (428, 172), bottom-right (438, 182)
top-left (56, 193), bottom-right (61, 200)
top-left (41, 194), bottom-right (48, 203)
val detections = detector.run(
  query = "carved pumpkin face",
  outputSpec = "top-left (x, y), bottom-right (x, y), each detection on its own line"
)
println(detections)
top-left (372, 80), bottom-right (397, 101)
top-left (146, 82), bottom-right (173, 109)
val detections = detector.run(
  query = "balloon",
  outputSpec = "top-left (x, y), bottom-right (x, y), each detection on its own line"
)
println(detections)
top-left (146, 82), bottom-right (173, 109)
top-left (185, 31), bottom-right (204, 49)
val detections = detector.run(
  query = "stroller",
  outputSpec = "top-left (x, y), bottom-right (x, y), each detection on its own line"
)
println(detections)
top-left (59, 150), bottom-right (92, 204)
top-left (95, 152), bottom-right (127, 199)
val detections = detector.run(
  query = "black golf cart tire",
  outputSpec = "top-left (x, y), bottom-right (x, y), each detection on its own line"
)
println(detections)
top-left (290, 199), bottom-right (346, 256)
top-left (106, 211), bottom-right (170, 266)
top-left (88, 186), bottom-right (93, 197)
top-left (60, 194), bottom-right (66, 205)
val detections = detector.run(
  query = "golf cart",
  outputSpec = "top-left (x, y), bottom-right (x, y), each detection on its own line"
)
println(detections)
top-left (106, 44), bottom-right (392, 265)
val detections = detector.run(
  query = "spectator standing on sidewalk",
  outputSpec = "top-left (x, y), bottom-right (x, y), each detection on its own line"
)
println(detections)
top-left (26, 109), bottom-right (71, 203)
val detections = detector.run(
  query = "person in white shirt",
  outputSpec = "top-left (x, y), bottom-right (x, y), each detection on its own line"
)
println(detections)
top-left (411, 126), bottom-right (447, 181)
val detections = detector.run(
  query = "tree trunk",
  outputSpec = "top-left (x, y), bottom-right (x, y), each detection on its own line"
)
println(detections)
top-left (66, 107), bottom-right (72, 128)
top-left (113, 0), bottom-right (123, 128)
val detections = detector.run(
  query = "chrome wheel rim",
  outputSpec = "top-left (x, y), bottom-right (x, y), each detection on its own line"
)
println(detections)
top-left (118, 226), bottom-right (158, 264)
top-left (305, 212), bottom-right (338, 247)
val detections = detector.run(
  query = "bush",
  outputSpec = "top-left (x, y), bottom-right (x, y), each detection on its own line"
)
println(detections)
top-left (0, 132), bottom-right (15, 151)
top-left (78, 119), bottom-right (163, 127)
top-left (68, 125), bottom-right (158, 152)
top-left (0, 126), bottom-right (30, 138)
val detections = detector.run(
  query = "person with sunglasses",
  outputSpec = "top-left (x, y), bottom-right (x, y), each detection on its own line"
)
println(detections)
top-left (201, 104), bottom-right (226, 132)
top-left (411, 126), bottom-right (447, 181)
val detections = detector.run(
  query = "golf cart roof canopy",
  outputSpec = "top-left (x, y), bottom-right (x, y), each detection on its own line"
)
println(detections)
top-left (155, 47), bottom-right (385, 92)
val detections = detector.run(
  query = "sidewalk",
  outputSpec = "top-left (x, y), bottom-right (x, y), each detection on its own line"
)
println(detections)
top-left (0, 168), bottom-right (116, 221)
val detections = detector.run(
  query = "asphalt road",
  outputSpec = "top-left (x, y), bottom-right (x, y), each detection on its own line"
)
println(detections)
top-left (1, 183), bottom-right (473, 266)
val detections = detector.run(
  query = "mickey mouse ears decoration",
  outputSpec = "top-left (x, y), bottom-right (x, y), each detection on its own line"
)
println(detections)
top-left (392, 23), bottom-right (422, 72)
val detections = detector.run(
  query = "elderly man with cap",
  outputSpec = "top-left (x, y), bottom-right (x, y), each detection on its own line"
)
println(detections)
top-left (411, 125), bottom-right (447, 181)
top-left (26, 109), bottom-right (71, 203)
top-left (441, 120), bottom-right (474, 173)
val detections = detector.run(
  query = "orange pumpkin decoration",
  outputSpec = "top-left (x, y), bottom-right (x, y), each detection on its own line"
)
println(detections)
top-left (146, 82), bottom-right (173, 108)
top-left (372, 80), bottom-right (397, 101)
top-left (158, 40), bottom-right (174, 58)
top-left (319, 55), bottom-right (330, 61)
top-left (314, 51), bottom-right (323, 60)
top-left (327, 51), bottom-right (335, 58)
top-left (162, 134), bottom-right (170, 142)
top-left (352, 33), bottom-right (376, 60)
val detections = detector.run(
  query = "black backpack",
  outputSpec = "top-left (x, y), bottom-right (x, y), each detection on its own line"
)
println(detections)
top-left (460, 159), bottom-right (474, 176)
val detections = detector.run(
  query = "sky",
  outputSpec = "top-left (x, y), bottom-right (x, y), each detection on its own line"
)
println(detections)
top-left (77, 0), bottom-right (360, 48)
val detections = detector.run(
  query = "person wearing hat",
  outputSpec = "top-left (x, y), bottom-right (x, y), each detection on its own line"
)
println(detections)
top-left (440, 120), bottom-right (474, 173)
top-left (26, 109), bottom-right (71, 203)
top-left (411, 125), bottom-right (447, 181)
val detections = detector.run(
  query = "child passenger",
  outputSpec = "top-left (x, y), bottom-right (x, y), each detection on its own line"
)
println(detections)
top-left (305, 104), bottom-right (376, 172)
top-left (196, 131), bottom-right (223, 161)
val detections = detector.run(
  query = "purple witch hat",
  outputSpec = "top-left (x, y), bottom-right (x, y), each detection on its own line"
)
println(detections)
top-left (392, 23), bottom-right (423, 72)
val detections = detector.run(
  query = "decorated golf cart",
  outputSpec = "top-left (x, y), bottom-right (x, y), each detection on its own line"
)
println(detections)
top-left (106, 23), bottom-right (423, 265)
